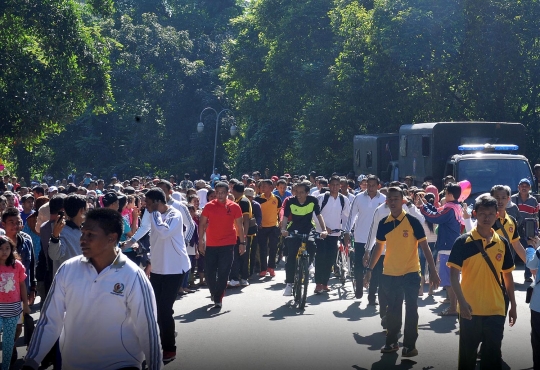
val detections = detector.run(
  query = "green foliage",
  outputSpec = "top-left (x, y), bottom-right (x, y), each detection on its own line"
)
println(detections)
top-left (6, 0), bottom-right (540, 181)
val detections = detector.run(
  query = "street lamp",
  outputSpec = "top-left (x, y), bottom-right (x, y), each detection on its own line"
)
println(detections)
top-left (196, 107), bottom-right (238, 175)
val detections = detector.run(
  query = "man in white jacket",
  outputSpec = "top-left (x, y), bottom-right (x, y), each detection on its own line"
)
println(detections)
top-left (24, 208), bottom-right (162, 370)
top-left (144, 187), bottom-right (190, 364)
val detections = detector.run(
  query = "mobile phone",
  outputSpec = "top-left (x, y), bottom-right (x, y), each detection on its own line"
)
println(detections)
top-left (58, 211), bottom-right (64, 218)
top-left (525, 218), bottom-right (537, 238)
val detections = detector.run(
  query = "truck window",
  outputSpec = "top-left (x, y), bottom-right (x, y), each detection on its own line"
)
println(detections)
top-left (422, 136), bottom-right (430, 157)
top-left (400, 135), bottom-right (407, 157)
top-left (456, 159), bottom-right (532, 196)
top-left (366, 151), bottom-right (373, 168)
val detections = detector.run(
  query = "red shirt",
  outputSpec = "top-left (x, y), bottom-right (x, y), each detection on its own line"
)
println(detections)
top-left (202, 199), bottom-right (242, 247)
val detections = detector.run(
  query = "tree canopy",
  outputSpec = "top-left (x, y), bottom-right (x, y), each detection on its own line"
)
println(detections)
top-left (3, 0), bottom-right (540, 180)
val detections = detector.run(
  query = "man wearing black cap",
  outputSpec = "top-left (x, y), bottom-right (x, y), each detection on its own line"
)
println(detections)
top-left (20, 194), bottom-right (35, 226)
top-left (511, 178), bottom-right (539, 282)
top-left (180, 173), bottom-right (194, 191)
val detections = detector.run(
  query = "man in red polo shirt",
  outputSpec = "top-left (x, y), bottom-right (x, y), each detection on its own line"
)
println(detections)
top-left (199, 182), bottom-right (246, 309)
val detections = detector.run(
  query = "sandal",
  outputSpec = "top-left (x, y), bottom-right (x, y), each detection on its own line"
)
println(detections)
top-left (438, 308), bottom-right (458, 316)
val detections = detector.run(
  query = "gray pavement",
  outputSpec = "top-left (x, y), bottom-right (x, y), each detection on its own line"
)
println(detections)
top-left (11, 262), bottom-right (535, 370)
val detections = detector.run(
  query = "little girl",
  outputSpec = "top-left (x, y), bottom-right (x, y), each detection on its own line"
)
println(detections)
top-left (0, 236), bottom-right (30, 370)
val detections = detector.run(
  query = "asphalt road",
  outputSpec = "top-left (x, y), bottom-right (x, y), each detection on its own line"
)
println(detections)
top-left (11, 262), bottom-right (536, 370)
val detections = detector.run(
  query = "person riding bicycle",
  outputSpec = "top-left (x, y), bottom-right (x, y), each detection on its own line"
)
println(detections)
top-left (313, 176), bottom-right (350, 294)
top-left (280, 181), bottom-right (328, 296)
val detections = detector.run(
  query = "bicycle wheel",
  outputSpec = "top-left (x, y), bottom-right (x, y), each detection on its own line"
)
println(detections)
top-left (293, 256), bottom-right (303, 302)
top-left (298, 255), bottom-right (309, 309)
top-left (337, 252), bottom-right (347, 285)
top-left (341, 252), bottom-right (351, 284)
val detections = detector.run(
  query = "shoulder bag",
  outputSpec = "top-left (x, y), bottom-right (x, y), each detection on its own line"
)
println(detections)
top-left (472, 237), bottom-right (509, 308)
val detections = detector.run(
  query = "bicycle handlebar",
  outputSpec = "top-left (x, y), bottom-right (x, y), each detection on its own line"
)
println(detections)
top-left (288, 230), bottom-right (322, 239)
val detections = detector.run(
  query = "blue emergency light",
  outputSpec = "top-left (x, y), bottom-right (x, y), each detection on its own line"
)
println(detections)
top-left (458, 144), bottom-right (519, 151)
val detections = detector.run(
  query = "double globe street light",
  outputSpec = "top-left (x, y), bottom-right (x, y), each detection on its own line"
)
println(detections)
top-left (196, 107), bottom-right (238, 176)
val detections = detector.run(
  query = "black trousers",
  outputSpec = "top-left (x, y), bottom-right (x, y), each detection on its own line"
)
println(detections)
top-left (150, 272), bottom-right (184, 353)
top-left (258, 226), bottom-right (279, 271)
top-left (531, 309), bottom-right (540, 370)
top-left (230, 237), bottom-right (254, 281)
top-left (353, 242), bottom-right (366, 297)
top-left (284, 237), bottom-right (316, 284)
top-left (205, 245), bottom-right (234, 302)
top-left (458, 314), bottom-right (505, 370)
top-left (368, 255), bottom-right (387, 317)
top-left (382, 272), bottom-right (421, 349)
top-left (314, 236), bottom-right (338, 285)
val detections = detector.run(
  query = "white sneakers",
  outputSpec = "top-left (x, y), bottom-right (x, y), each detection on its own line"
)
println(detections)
top-left (309, 264), bottom-right (315, 277)
top-left (240, 279), bottom-right (249, 286)
top-left (283, 284), bottom-right (293, 296)
top-left (228, 280), bottom-right (240, 287)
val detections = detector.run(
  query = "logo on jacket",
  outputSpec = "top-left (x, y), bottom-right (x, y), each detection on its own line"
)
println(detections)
top-left (403, 230), bottom-right (409, 238)
top-left (111, 283), bottom-right (125, 296)
top-left (496, 253), bottom-right (502, 261)
top-left (509, 227), bottom-right (513, 233)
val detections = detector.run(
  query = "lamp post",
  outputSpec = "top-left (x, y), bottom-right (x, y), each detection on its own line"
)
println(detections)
top-left (197, 107), bottom-right (238, 176)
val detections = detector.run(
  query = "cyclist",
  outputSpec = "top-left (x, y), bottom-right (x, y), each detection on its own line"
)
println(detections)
top-left (281, 181), bottom-right (328, 296)
top-left (313, 176), bottom-right (350, 293)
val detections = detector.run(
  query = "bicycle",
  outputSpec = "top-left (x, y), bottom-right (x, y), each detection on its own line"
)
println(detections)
top-left (288, 230), bottom-right (320, 310)
top-left (334, 231), bottom-right (354, 289)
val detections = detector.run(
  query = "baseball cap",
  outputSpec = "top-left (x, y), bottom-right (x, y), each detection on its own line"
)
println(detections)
top-left (271, 176), bottom-right (279, 182)
top-left (48, 186), bottom-right (58, 192)
top-left (244, 188), bottom-right (255, 197)
top-left (21, 194), bottom-right (35, 202)
top-left (102, 192), bottom-right (119, 207)
top-left (357, 174), bottom-right (366, 182)
top-left (519, 178), bottom-right (531, 186)
top-left (284, 173), bottom-right (291, 178)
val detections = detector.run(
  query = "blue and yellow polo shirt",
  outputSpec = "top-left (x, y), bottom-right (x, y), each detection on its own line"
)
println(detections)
top-left (447, 229), bottom-right (514, 316)
top-left (376, 209), bottom-right (426, 276)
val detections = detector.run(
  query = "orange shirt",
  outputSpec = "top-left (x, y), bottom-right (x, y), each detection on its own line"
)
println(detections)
top-left (202, 199), bottom-right (242, 247)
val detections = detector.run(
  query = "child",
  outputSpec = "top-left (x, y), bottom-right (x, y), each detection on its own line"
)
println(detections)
top-left (0, 236), bottom-right (30, 370)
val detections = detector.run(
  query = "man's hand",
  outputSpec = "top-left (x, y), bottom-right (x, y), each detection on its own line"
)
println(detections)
top-left (461, 203), bottom-right (471, 219)
top-left (22, 303), bottom-right (31, 315)
top-left (52, 217), bottom-right (65, 239)
top-left (28, 290), bottom-right (36, 306)
top-left (362, 251), bottom-right (370, 268)
top-left (320, 231), bottom-right (328, 239)
top-left (144, 263), bottom-right (151, 278)
top-left (430, 272), bottom-right (441, 290)
top-left (459, 300), bottom-right (473, 320)
top-left (198, 240), bottom-right (206, 256)
top-left (239, 243), bottom-right (246, 255)
top-left (343, 233), bottom-right (350, 247)
top-left (281, 229), bottom-right (289, 237)
top-left (363, 270), bottom-right (371, 289)
top-left (508, 304), bottom-right (517, 327)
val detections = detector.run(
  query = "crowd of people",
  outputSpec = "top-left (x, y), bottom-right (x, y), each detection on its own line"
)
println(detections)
top-left (0, 168), bottom-right (539, 369)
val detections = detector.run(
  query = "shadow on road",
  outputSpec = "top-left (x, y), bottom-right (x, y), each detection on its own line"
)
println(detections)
top-left (175, 304), bottom-right (230, 323)
top-left (353, 331), bottom-right (396, 352)
top-left (264, 282), bottom-right (286, 292)
top-left (262, 303), bottom-right (315, 321)
top-left (333, 302), bottom-right (379, 321)
top-left (352, 352), bottom-right (424, 370)
top-left (418, 317), bottom-right (457, 334)
top-left (417, 295), bottom-right (436, 307)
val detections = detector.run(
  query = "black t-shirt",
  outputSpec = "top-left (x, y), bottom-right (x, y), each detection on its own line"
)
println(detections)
top-left (283, 195), bottom-right (320, 234)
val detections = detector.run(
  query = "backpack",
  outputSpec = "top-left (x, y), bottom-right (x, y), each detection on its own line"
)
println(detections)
top-left (320, 193), bottom-right (345, 212)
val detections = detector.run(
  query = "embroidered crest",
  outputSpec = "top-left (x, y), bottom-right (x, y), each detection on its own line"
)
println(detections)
top-left (111, 283), bottom-right (125, 296)
top-left (403, 230), bottom-right (409, 238)
top-left (509, 227), bottom-right (513, 233)
top-left (496, 253), bottom-right (502, 261)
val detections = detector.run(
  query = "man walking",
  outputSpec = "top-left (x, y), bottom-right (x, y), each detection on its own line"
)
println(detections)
top-left (144, 188), bottom-right (190, 364)
top-left (448, 196), bottom-right (516, 370)
top-left (254, 179), bottom-right (282, 277)
top-left (198, 182), bottom-right (245, 308)
top-left (344, 175), bottom-right (386, 299)
top-left (364, 187), bottom-right (439, 357)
